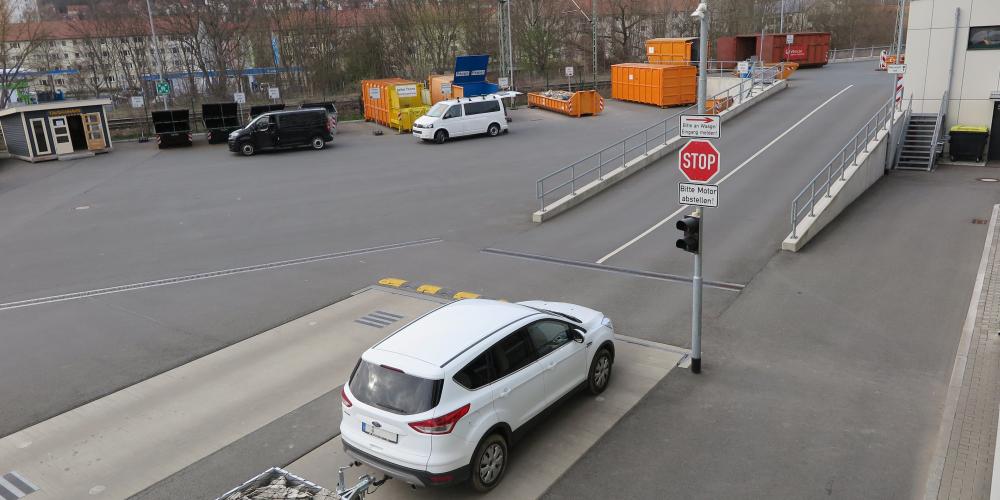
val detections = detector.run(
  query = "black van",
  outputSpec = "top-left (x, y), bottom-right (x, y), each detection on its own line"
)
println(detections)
top-left (228, 108), bottom-right (335, 156)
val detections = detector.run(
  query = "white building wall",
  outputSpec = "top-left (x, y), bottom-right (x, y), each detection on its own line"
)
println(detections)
top-left (903, 0), bottom-right (1000, 129)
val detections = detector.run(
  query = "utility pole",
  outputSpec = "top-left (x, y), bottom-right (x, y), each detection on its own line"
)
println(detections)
top-left (592, 0), bottom-right (598, 91)
top-left (145, 0), bottom-right (168, 110)
top-left (779, 0), bottom-right (785, 33)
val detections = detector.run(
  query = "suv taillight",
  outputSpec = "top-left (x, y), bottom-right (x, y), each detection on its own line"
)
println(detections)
top-left (408, 404), bottom-right (470, 434)
top-left (341, 386), bottom-right (352, 407)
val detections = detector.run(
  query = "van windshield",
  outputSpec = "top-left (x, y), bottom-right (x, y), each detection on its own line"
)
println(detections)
top-left (349, 360), bottom-right (442, 415)
top-left (425, 103), bottom-right (448, 118)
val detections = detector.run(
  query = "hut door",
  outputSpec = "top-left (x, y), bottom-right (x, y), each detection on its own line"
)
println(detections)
top-left (49, 116), bottom-right (74, 154)
top-left (84, 113), bottom-right (105, 150)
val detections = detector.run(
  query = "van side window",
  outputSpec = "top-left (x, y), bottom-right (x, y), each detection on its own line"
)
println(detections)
top-left (490, 331), bottom-right (537, 379)
top-left (464, 100), bottom-right (501, 116)
top-left (454, 351), bottom-right (494, 390)
top-left (444, 105), bottom-right (462, 119)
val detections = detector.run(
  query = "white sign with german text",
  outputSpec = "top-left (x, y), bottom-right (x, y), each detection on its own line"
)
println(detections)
top-left (887, 64), bottom-right (907, 74)
top-left (679, 182), bottom-right (719, 207)
top-left (268, 87), bottom-right (280, 99)
top-left (233, 92), bottom-right (246, 104)
top-left (680, 114), bottom-right (721, 139)
top-left (130, 96), bottom-right (144, 108)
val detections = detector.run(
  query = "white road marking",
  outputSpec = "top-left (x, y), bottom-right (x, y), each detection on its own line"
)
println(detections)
top-left (0, 238), bottom-right (442, 312)
top-left (596, 84), bottom-right (855, 264)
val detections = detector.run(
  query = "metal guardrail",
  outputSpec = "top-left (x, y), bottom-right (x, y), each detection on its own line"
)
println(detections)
top-left (827, 46), bottom-right (894, 63)
top-left (789, 96), bottom-right (906, 237)
top-left (535, 63), bottom-right (786, 211)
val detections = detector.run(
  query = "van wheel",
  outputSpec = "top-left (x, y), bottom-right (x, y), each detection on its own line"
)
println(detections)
top-left (470, 433), bottom-right (507, 492)
top-left (434, 130), bottom-right (448, 144)
top-left (240, 142), bottom-right (255, 156)
top-left (487, 123), bottom-right (501, 137)
top-left (310, 137), bottom-right (325, 150)
top-left (587, 348), bottom-right (613, 395)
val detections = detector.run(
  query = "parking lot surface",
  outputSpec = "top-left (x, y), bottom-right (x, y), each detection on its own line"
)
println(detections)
top-left (2, 62), bottom-right (992, 498)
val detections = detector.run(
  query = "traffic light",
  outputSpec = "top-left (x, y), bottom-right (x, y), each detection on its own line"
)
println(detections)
top-left (676, 215), bottom-right (700, 254)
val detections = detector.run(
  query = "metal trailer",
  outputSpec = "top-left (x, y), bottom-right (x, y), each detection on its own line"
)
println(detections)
top-left (202, 102), bottom-right (242, 144)
top-left (150, 109), bottom-right (192, 148)
top-left (217, 463), bottom-right (388, 500)
top-left (249, 104), bottom-right (285, 119)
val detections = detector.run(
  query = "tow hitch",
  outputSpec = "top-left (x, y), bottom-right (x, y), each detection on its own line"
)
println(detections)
top-left (337, 461), bottom-right (389, 500)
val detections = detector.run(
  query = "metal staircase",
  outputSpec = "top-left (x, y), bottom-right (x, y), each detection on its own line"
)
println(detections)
top-left (896, 113), bottom-right (939, 169)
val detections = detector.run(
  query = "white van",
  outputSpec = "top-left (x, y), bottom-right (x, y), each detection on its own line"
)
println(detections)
top-left (412, 95), bottom-right (509, 144)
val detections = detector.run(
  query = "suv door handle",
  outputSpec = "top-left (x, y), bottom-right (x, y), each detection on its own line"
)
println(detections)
top-left (498, 387), bottom-right (511, 398)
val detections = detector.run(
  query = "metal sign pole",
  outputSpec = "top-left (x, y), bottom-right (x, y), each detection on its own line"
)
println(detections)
top-left (692, 207), bottom-right (703, 373)
top-left (692, 3), bottom-right (708, 374)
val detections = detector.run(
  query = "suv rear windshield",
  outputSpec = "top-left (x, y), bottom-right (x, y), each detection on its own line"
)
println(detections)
top-left (349, 360), bottom-right (443, 415)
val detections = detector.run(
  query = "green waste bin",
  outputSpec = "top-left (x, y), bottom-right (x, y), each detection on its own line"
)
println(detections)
top-left (949, 125), bottom-right (989, 162)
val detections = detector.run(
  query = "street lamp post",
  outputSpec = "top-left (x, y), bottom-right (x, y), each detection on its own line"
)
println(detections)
top-left (691, 2), bottom-right (708, 374)
top-left (145, 0), bottom-right (168, 110)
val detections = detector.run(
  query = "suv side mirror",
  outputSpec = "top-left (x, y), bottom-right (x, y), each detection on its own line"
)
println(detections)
top-left (570, 329), bottom-right (585, 343)
top-left (257, 121), bottom-right (269, 131)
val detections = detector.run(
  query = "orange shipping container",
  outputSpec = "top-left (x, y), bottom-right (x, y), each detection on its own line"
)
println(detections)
top-left (527, 90), bottom-right (604, 117)
top-left (611, 64), bottom-right (697, 107)
top-left (428, 74), bottom-right (455, 104)
top-left (645, 38), bottom-right (696, 65)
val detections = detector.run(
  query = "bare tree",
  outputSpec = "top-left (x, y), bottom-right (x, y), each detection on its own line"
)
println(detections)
top-left (605, 0), bottom-right (652, 63)
top-left (163, 0), bottom-right (252, 99)
top-left (515, 0), bottom-right (571, 86)
top-left (0, 0), bottom-right (47, 107)
top-left (381, 0), bottom-right (465, 78)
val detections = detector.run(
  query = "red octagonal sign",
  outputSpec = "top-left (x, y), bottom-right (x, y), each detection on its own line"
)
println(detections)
top-left (678, 139), bottom-right (720, 183)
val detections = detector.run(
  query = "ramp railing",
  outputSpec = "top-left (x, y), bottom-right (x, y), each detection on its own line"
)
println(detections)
top-left (789, 96), bottom-right (907, 237)
top-left (828, 46), bottom-right (893, 63)
top-left (535, 63), bottom-right (785, 211)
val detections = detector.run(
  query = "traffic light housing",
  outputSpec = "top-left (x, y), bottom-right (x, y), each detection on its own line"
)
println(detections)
top-left (676, 215), bottom-right (700, 254)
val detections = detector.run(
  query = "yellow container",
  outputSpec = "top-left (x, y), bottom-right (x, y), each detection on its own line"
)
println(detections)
top-left (392, 106), bottom-right (430, 132)
top-left (528, 90), bottom-right (604, 117)
top-left (645, 38), bottom-right (695, 65)
top-left (611, 63), bottom-right (697, 107)
top-left (428, 74), bottom-right (455, 104)
top-left (361, 78), bottom-right (426, 130)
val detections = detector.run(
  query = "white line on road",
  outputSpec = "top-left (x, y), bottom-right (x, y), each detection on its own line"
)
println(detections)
top-left (595, 84), bottom-right (855, 264)
top-left (0, 238), bottom-right (443, 311)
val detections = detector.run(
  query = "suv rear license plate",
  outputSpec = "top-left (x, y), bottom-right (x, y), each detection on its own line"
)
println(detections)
top-left (362, 423), bottom-right (398, 443)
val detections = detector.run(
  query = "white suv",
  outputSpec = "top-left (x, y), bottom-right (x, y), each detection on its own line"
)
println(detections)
top-left (340, 299), bottom-right (615, 492)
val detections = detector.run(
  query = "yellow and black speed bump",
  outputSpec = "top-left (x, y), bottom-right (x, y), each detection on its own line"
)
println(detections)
top-left (378, 277), bottom-right (495, 301)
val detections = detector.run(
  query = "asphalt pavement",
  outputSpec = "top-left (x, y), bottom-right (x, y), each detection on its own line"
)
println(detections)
top-left (1, 62), bottom-right (988, 498)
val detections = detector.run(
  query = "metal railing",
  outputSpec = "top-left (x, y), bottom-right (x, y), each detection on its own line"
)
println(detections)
top-left (827, 45), bottom-right (894, 63)
top-left (926, 90), bottom-right (948, 171)
top-left (535, 63), bottom-right (786, 211)
top-left (789, 96), bottom-right (905, 237)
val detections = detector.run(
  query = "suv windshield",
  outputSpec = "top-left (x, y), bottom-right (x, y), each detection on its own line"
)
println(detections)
top-left (425, 102), bottom-right (448, 118)
top-left (349, 360), bottom-right (442, 415)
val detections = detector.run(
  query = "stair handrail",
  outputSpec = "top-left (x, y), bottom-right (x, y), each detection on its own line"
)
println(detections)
top-left (890, 95), bottom-right (913, 169)
top-left (926, 90), bottom-right (948, 171)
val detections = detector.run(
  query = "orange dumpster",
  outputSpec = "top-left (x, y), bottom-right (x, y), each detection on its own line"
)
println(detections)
top-left (428, 74), bottom-right (454, 104)
top-left (611, 63), bottom-right (697, 107)
top-left (645, 38), bottom-right (696, 66)
top-left (527, 90), bottom-right (604, 117)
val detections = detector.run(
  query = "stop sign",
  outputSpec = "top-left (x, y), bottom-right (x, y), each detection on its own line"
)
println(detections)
top-left (678, 139), bottom-right (720, 183)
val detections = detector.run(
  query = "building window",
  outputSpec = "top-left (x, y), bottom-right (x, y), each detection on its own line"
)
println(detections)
top-left (969, 26), bottom-right (1000, 50)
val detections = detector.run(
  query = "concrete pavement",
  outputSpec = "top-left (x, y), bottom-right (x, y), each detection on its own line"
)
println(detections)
top-left (0, 62), bottom-right (981, 498)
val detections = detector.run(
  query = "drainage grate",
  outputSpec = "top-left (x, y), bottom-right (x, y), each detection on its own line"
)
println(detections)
top-left (972, 219), bottom-right (990, 225)
top-left (355, 311), bottom-right (404, 329)
top-left (0, 471), bottom-right (39, 499)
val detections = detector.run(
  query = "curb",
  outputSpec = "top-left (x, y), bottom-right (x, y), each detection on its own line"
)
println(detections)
top-left (377, 277), bottom-right (499, 302)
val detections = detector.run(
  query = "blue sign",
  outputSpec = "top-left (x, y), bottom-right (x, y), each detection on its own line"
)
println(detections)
top-left (453, 55), bottom-right (490, 85)
top-left (271, 33), bottom-right (281, 67)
